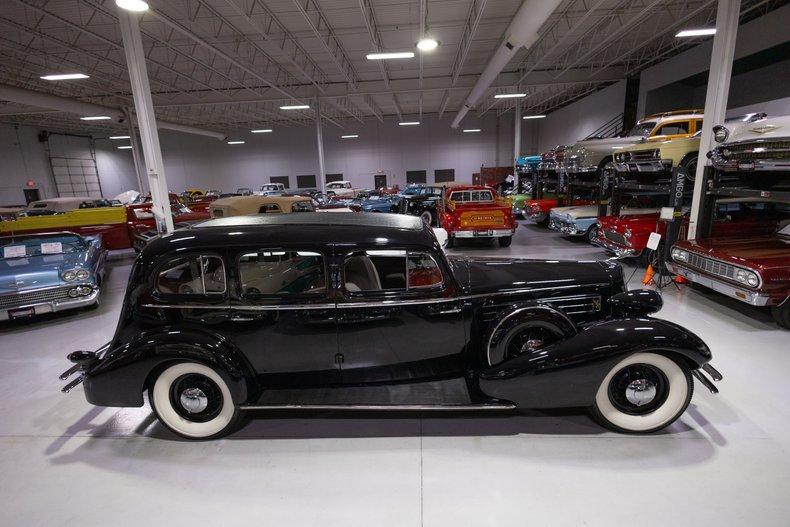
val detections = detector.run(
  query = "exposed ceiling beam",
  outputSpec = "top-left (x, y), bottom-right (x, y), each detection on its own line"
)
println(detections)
top-left (358, 0), bottom-right (391, 88)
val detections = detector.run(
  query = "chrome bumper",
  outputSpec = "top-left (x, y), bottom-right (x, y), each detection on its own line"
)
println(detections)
top-left (548, 218), bottom-right (586, 236)
top-left (595, 235), bottom-right (641, 257)
top-left (667, 262), bottom-right (775, 306)
top-left (563, 165), bottom-right (597, 174)
top-left (0, 287), bottom-right (99, 321)
top-left (452, 228), bottom-right (515, 238)
top-left (527, 211), bottom-right (548, 222)
top-left (615, 159), bottom-right (673, 173)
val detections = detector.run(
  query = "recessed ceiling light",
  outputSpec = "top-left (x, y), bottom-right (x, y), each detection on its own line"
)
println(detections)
top-left (115, 0), bottom-right (149, 12)
top-left (40, 73), bottom-right (89, 81)
top-left (341, 134), bottom-right (359, 139)
top-left (280, 104), bottom-right (310, 110)
top-left (416, 38), bottom-right (439, 52)
top-left (109, 135), bottom-right (130, 140)
top-left (462, 129), bottom-right (481, 133)
top-left (676, 28), bottom-right (716, 37)
top-left (366, 52), bottom-right (415, 60)
top-left (494, 93), bottom-right (527, 99)
top-left (399, 121), bottom-right (420, 126)
top-left (117, 145), bottom-right (133, 150)
top-left (251, 129), bottom-right (273, 133)
top-left (80, 116), bottom-right (112, 120)
top-left (227, 140), bottom-right (245, 144)
top-left (522, 115), bottom-right (546, 120)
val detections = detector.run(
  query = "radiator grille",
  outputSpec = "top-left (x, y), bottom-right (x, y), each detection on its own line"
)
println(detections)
top-left (604, 230), bottom-right (627, 245)
top-left (686, 253), bottom-right (736, 281)
top-left (628, 149), bottom-right (659, 161)
top-left (0, 287), bottom-right (72, 309)
top-left (729, 140), bottom-right (790, 161)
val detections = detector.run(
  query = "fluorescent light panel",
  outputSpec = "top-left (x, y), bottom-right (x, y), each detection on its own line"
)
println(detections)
top-left (117, 146), bottom-right (133, 150)
top-left (115, 0), bottom-right (149, 12)
top-left (80, 116), bottom-right (111, 120)
top-left (676, 28), bottom-right (716, 37)
top-left (463, 129), bottom-right (481, 133)
top-left (399, 121), bottom-right (420, 126)
top-left (109, 135), bottom-right (130, 140)
top-left (227, 141), bottom-right (245, 144)
top-left (341, 135), bottom-right (359, 138)
top-left (522, 115), bottom-right (546, 120)
top-left (494, 93), bottom-right (526, 99)
top-left (366, 52), bottom-right (415, 60)
top-left (280, 104), bottom-right (310, 110)
top-left (40, 73), bottom-right (89, 81)
top-left (250, 129), bottom-right (273, 133)
top-left (416, 38), bottom-right (439, 51)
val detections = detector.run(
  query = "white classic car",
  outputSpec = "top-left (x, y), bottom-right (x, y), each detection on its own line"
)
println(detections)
top-left (709, 113), bottom-right (789, 171)
top-left (325, 180), bottom-right (357, 198)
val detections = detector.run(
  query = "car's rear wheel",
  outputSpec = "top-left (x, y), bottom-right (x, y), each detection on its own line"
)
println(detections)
top-left (498, 236), bottom-right (512, 247)
top-left (584, 224), bottom-right (598, 244)
top-left (681, 154), bottom-right (698, 182)
top-left (771, 301), bottom-right (790, 330)
top-left (150, 362), bottom-right (240, 440)
top-left (591, 352), bottom-right (693, 434)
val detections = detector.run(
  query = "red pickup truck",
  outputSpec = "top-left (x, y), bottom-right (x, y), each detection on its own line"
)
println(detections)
top-left (440, 185), bottom-right (517, 248)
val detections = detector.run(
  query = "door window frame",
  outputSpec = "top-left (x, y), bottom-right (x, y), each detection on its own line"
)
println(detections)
top-left (339, 247), bottom-right (448, 299)
top-left (152, 252), bottom-right (228, 302)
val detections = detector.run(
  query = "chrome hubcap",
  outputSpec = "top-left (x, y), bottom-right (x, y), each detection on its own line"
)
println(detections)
top-left (625, 379), bottom-right (657, 407)
top-left (180, 387), bottom-right (208, 414)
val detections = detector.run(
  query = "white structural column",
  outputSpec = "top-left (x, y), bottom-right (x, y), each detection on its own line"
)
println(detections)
top-left (315, 97), bottom-right (327, 193)
top-left (688, 0), bottom-right (741, 239)
top-left (123, 107), bottom-right (147, 194)
top-left (117, 6), bottom-right (174, 233)
top-left (513, 100), bottom-right (521, 176)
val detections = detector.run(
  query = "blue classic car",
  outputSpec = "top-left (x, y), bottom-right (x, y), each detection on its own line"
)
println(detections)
top-left (360, 194), bottom-right (401, 213)
top-left (548, 205), bottom-right (601, 242)
top-left (516, 155), bottom-right (542, 173)
top-left (0, 232), bottom-right (107, 321)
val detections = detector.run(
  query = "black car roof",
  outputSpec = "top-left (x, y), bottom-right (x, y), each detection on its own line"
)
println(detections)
top-left (142, 212), bottom-right (437, 260)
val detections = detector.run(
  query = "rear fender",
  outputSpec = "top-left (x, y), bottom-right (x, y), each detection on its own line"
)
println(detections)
top-left (83, 328), bottom-right (256, 407)
top-left (479, 317), bottom-right (711, 408)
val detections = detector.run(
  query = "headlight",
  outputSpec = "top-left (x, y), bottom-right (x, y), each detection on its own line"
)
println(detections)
top-left (75, 269), bottom-right (89, 280)
top-left (713, 125), bottom-right (729, 143)
top-left (62, 270), bottom-right (77, 281)
top-left (671, 248), bottom-right (689, 261)
top-left (735, 268), bottom-right (760, 287)
top-left (653, 149), bottom-right (661, 159)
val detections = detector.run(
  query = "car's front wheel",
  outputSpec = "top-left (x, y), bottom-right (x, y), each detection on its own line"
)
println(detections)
top-left (420, 210), bottom-right (434, 225)
top-left (584, 224), bottom-right (598, 244)
top-left (591, 352), bottom-right (693, 434)
top-left (498, 236), bottom-right (512, 247)
top-left (150, 362), bottom-right (241, 440)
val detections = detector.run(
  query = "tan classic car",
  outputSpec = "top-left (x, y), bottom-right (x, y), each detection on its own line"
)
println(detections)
top-left (210, 195), bottom-right (315, 218)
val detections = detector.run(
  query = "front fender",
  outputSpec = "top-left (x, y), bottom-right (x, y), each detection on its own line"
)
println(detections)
top-left (479, 317), bottom-right (711, 408)
top-left (486, 305), bottom-right (577, 366)
top-left (83, 328), bottom-right (256, 407)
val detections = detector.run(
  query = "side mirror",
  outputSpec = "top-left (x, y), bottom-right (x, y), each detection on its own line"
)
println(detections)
top-left (609, 289), bottom-right (662, 317)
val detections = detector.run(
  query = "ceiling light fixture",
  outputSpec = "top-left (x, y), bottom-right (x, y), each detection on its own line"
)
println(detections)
top-left (115, 0), bottom-right (149, 12)
top-left (522, 114), bottom-right (546, 120)
top-left (366, 52), bottom-right (415, 60)
top-left (227, 141), bottom-right (245, 145)
top-left (80, 116), bottom-right (111, 120)
top-left (398, 121), bottom-right (420, 126)
top-left (280, 104), bottom-right (310, 110)
top-left (494, 93), bottom-right (527, 99)
top-left (117, 145), bottom-right (133, 150)
top-left (676, 28), bottom-right (716, 37)
top-left (109, 135), bottom-right (130, 140)
top-left (40, 73), bottom-right (89, 81)
top-left (341, 134), bottom-right (359, 139)
top-left (462, 129), bottom-right (481, 133)
top-left (251, 129), bottom-right (273, 133)
top-left (416, 38), bottom-right (439, 51)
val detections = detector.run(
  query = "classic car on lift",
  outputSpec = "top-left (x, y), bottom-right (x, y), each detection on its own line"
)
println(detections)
top-left (1, 231), bottom-right (106, 321)
top-left (60, 213), bottom-right (721, 439)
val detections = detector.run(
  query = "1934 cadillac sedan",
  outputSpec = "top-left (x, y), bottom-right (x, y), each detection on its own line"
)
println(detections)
top-left (61, 214), bottom-right (721, 439)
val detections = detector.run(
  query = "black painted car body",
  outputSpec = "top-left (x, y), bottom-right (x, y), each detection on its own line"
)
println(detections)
top-left (61, 213), bottom-right (719, 438)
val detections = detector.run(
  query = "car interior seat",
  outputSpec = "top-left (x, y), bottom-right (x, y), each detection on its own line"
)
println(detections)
top-left (344, 255), bottom-right (382, 292)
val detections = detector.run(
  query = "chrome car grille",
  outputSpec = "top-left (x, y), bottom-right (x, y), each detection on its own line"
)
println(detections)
top-left (603, 230), bottom-right (627, 246)
top-left (628, 149), bottom-right (659, 161)
top-left (0, 287), bottom-right (72, 309)
top-left (728, 140), bottom-right (790, 161)
top-left (686, 253), bottom-right (736, 281)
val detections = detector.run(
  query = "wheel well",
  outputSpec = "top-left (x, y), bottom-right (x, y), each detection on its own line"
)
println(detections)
top-left (598, 156), bottom-right (613, 169)
top-left (679, 152), bottom-right (698, 166)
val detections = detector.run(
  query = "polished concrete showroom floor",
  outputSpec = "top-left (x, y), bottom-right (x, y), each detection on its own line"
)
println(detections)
top-left (1, 221), bottom-right (789, 526)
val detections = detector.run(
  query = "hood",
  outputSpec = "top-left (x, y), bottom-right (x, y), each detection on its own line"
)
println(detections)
top-left (449, 256), bottom-right (621, 296)
top-left (679, 235), bottom-right (790, 272)
top-left (571, 136), bottom-right (642, 154)
top-left (722, 115), bottom-right (790, 144)
top-left (550, 205), bottom-right (598, 219)
top-left (0, 250), bottom-right (89, 294)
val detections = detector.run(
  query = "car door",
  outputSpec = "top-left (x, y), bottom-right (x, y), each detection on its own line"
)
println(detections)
top-left (334, 247), bottom-right (467, 384)
top-left (226, 246), bottom-right (338, 387)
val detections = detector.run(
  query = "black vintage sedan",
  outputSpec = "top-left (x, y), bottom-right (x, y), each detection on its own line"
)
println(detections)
top-left (61, 213), bottom-right (721, 439)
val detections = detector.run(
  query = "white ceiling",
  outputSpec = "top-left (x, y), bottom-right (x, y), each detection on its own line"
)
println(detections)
top-left (0, 0), bottom-right (784, 136)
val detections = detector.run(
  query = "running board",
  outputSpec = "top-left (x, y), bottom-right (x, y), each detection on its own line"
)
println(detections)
top-left (239, 403), bottom-right (515, 411)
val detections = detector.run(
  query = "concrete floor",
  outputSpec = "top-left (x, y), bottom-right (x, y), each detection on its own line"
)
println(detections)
top-left (1, 221), bottom-right (789, 526)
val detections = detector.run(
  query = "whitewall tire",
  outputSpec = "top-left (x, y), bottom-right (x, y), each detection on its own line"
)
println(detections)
top-left (591, 352), bottom-right (693, 433)
top-left (150, 362), bottom-right (240, 440)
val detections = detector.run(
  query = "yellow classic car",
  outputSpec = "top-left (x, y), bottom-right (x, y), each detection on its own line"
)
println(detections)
top-left (614, 132), bottom-right (701, 178)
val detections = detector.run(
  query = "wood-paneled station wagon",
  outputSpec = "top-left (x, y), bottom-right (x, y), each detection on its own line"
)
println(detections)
top-left (61, 214), bottom-right (721, 439)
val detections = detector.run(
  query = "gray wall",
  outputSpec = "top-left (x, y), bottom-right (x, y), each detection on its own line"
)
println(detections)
top-left (0, 125), bottom-right (55, 206)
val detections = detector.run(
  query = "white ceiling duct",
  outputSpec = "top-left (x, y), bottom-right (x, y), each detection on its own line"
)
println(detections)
top-left (0, 83), bottom-right (226, 141)
top-left (450, 0), bottom-right (562, 128)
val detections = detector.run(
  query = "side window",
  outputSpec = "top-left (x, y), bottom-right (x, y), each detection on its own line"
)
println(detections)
top-left (291, 201), bottom-right (315, 212)
top-left (653, 121), bottom-right (690, 136)
top-left (156, 255), bottom-right (226, 295)
top-left (238, 250), bottom-right (326, 296)
top-left (343, 250), bottom-right (443, 292)
top-left (693, 119), bottom-right (703, 133)
top-left (258, 204), bottom-right (281, 213)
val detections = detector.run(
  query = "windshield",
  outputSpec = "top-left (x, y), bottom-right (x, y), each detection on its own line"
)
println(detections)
top-left (627, 121), bottom-right (656, 137)
top-left (1, 234), bottom-right (84, 259)
top-left (450, 190), bottom-right (494, 202)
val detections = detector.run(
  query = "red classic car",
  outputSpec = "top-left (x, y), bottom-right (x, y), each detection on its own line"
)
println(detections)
top-left (668, 221), bottom-right (790, 328)
top-left (440, 185), bottom-right (516, 247)
top-left (596, 199), bottom-right (787, 261)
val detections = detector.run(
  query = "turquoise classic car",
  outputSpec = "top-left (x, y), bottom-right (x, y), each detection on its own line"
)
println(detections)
top-left (0, 232), bottom-right (107, 321)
